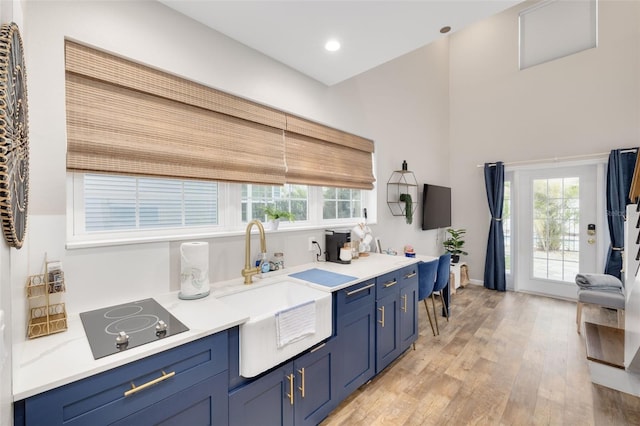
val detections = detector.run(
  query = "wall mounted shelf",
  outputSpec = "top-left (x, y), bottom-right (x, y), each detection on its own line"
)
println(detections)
top-left (387, 169), bottom-right (418, 220)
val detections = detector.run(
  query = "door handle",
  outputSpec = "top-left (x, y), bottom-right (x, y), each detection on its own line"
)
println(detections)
top-left (345, 283), bottom-right (374, 296)
top-left (124, 370), bottom-right (175, 397)
top-left (286, 373), bottom-right (294, 405)
top-left (297, 368), bottom-right (305, 398)
top-left (378, 306), bottom-right (385, 327)
top-left (383, 279), bottom-right (397, 288)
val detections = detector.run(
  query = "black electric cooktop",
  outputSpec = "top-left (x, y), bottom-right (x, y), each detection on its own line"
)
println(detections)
top-left (80, 298), bottom-right (189, 360)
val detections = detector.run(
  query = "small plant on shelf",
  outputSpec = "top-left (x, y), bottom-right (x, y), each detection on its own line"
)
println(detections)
top-left (263, 205), bottom-right (295, 222)
top-left (443, 228), bottom-right (468, 263)
top-left (263, 205), bottom-right (295, 230)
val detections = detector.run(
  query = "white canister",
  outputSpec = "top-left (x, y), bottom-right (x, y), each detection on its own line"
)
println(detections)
top-left (339, 247), bottom-right (352, 262)
top-left (179, 242), bottom-right (210, 300)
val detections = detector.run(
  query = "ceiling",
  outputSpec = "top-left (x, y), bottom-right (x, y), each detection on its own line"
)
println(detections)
top-left (159, 1), bottom-right (522, 86)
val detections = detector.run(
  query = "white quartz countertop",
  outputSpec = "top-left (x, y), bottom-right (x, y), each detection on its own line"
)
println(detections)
top-left (13, 253), bottom-right (428, 400)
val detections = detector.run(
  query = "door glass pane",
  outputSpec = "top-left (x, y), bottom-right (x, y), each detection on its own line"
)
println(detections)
top-left (532, 177), bottom-right (579, 282)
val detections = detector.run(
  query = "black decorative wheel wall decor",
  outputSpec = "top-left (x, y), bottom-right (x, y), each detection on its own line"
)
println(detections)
top-left (0, 23), bottom-right (29, 249)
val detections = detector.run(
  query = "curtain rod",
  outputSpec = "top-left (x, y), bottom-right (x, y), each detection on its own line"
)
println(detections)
top-left (478, 149), bottom-right (638, 168)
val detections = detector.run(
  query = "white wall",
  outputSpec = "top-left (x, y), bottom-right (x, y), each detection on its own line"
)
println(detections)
top-left (16, 0), bottom-right (449, 352)
top-left (340, 37), bottom-right (452, 254)
top-left (449, 0), bottom-right (640, 284)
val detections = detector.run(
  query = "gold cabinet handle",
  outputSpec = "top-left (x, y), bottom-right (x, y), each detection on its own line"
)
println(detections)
top-left (298, 368), bottom-right (305, 398)
top-left (402, 294), bottom-right (408, 313)
top-left (286, 373), bottom-right (294, 405)
top-left (345, 283), bottom-right (374, 296)
top-left (124, 370), bottom-right (175, 397)
top-left (378, 306), bottom-right (385, 327)
top-left (404, 272), bottom-right (417, 279)
top-left (383, 279), bottom-right (397, 288)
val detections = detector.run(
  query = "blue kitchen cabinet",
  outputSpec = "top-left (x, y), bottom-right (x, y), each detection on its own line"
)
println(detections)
top-left (229, 362), bottom-right (293, 426)
top-left (375, 265), bottom-right (419, 373)
top-left (111, 371), bottom-right (228, 425)
top-left (375, 289), bottom-right (401, 373)
top-left (398, 264), bottom-right (419, 352)
top-left (293, 339), bottom-right (338, 426)
top-left (375, 270), bottom-right (401, 373)
top-left (229, 339), bottom-right (336, 426)
top-left (16, 332), bottom-right (228, 426)
top-left (333, 279), bottom-right (376, 401)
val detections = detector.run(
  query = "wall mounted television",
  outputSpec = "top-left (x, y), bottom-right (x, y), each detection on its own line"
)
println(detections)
top-left (422, 184), bottom-right (452, 230)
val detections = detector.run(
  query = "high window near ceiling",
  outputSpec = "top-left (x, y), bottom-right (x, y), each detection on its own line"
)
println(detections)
top-left (519, 0), bottom-right (598, 69)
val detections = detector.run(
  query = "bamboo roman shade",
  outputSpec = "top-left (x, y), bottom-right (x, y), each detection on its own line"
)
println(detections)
top-left (285, 116), bottom-right (375, 189)
top-left (65, 40), bottom-right (286, 185)
top-left (64, 40), bottom-right (375, 189)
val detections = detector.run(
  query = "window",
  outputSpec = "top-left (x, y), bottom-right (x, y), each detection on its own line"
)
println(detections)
top-left (532, 177), bottom-right (579, 282)
top-left (82, 174), bottom-right (218, 233)
top-left (69, 173), bottom-right (371, 246)
top-left (519, 0), bottom-right (598, 69)
top-left (323, 187), bottom-right (363, 220)
top-left (241, 184), bottom-right (308, 222)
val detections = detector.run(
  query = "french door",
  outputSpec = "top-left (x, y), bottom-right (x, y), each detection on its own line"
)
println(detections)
top-left (515, 164), bottom-right (606, 299)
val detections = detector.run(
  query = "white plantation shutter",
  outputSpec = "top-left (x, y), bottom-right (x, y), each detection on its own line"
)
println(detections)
top-left (83, 174), bottom-right (217, 232)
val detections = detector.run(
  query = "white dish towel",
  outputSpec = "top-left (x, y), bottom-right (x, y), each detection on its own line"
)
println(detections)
top-left (276, 300), bottom-right (316, 348)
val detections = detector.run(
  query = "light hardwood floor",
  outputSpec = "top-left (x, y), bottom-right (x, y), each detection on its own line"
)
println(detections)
top-left (321, 284), bottom-right (640, 425)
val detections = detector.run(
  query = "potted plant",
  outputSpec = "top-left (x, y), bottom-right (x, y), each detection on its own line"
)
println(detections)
top-left (443, 228), bottom-right (468, 263)
top-left (263, 205), bottom-right (295, 230)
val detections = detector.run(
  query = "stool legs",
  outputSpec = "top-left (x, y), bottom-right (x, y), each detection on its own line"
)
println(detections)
top-left (442, 294), bottom-right (449, 322)
top-left (431, 293), bottom-right (439, 335)
top-left (431, 292), bottom-right (450, 336)
top-left (423, 299), bottom-right (436, 336)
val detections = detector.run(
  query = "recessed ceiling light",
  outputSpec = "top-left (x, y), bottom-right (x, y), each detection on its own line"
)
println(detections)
top-left (325, 39), bottom-right (341, 52)
top-left (440, 26), bottom-right (451, 34)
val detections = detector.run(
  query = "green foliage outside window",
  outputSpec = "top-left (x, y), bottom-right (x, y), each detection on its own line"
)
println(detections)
top-left (533, 178), bottom-right (579, 252)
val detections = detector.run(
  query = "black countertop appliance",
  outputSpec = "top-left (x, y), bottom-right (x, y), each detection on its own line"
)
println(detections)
top-left (80, 298), bottom-right (189, 359)
top-left (325, 229), bottom-right (351, 264)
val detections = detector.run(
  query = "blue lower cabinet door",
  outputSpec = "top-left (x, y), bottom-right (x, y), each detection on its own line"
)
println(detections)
top-left (293, 340), bottom-right (336, 426)
top-left (335, 304), bottom-right (375, 400)
top-left (376, 293), bottom-right (401, 373)
top-left (229, 363), bottom-right (294, 426)
top-left (399, 282), bottom-right (419, 352)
